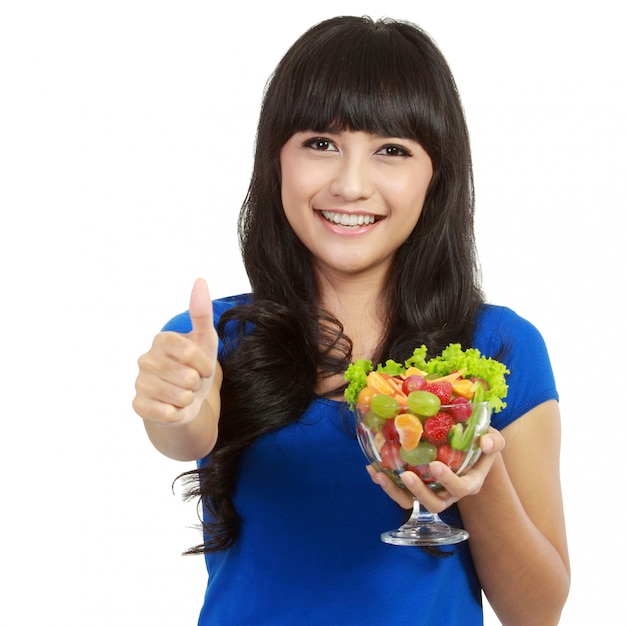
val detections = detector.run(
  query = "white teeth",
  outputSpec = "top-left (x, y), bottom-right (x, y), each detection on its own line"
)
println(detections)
top-left (321, 210), bottom-right (377, 227)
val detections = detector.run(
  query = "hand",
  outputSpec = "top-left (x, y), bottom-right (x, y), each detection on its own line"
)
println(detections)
top-left (132, 278), bottom-right (218, 426)
top-left (366, 428), bottom-right (506, 512)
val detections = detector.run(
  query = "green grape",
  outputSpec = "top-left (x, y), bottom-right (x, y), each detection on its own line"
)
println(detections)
top-left (362, 410), bottom-right (386, 432)
top-left (370, 393), bottom-right (400, 419)
top-left (407, 390), bottom-right (440, 417)
top-left (399, 441), bottom-right (437, 465)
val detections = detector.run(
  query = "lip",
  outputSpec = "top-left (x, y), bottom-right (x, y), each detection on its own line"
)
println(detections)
top-left (315, 209), bottom-right (383, 236)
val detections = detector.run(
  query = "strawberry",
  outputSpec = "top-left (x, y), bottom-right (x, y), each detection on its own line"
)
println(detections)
top-left (423, 412), bottom-right (455, 446)
top-left (425, 380), bottom-right (453, 405)
top-left (436, 443), bottom-right (465, 472)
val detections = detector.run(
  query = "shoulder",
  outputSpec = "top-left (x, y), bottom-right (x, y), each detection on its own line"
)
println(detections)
top-left (161, 293), bottom-right (252, 333)
top-left (473, 304), bottom-right (559, 430)
top-left (474, 304), bottom-right (547, 352)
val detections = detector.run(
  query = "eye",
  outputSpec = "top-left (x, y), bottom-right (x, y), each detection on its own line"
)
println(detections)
top-left (303, 137), bottom-right (338, 152)
top-left (375, 144), bottom-right (412, 157)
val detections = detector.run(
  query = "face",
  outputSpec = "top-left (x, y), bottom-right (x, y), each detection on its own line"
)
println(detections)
top-left (279, 130), bottom-right (433, 282)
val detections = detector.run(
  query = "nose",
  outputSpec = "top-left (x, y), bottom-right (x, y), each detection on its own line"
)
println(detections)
top-left (328, 153), bottom-right (375, 201)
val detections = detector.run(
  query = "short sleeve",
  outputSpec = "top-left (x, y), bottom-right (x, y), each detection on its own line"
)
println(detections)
top-left (473, 305), bottom-right (559, 431)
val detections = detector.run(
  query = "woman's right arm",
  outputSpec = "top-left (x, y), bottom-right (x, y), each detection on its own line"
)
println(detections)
top-left (132, 278), bottom-right (221, 461)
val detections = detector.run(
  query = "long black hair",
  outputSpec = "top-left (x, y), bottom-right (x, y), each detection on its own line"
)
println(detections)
top-left (177, 15), bottom-right (484, 554)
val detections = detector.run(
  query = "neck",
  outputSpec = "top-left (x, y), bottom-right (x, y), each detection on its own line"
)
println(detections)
top-left (316, 268), bottom-right (388, 362)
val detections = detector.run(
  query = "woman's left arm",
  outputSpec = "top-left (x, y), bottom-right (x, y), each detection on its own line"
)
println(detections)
top-left (458, 399), bottom-right (570, 626)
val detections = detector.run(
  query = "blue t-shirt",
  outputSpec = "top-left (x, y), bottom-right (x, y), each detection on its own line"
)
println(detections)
top-left (163, 297), bottom-right (558, 625)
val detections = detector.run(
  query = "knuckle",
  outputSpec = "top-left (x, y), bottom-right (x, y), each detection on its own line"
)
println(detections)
top-left (182, 368), bottom-right (202, 390)
top-left (178, 388), bottom-right (195, 407)
top-left (162, 405), bottom-right (182, 423)
top-left (131, 395), bottom-right (143, 415)
top-left (137, 353), bottom-right (150, 369)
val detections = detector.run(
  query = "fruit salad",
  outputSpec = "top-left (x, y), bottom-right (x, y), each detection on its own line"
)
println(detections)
top-left (344, 344), bottom-right (509, 487)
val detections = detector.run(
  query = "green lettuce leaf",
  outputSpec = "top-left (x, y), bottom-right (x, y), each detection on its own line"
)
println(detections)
top-left (345, 343), bottom-right (510, 412)
top-left (406, 343), bottom-right (509, 412)
top-left (343, 359), bottom-right (373, 407)
top-left (376, 359), bottom-right (406, 376)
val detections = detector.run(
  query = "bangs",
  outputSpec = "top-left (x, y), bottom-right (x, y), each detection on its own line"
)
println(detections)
top-left (266, 19), bottom-right (444, 151)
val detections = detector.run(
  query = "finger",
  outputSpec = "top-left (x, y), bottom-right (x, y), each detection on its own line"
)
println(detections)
top-left (135, 369), bottom-right (197, 408)
top-left (366, 466), bottom-right (414, 509)
top-left (132, 393), bottom-right (186, 425)
top-left (138, 340), bottom-right (202, 388)
top-left (188, 278), bottom-right (216, 354)
top-left (427, 452), bottom-right (497, 500)
top-left (399, 470), bottom-right (456, 513)
top-left (480, 429), bottom-right (506, 454)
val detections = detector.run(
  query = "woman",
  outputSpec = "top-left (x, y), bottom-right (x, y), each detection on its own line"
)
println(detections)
top-left (133, 16), bottom-right (569, 625)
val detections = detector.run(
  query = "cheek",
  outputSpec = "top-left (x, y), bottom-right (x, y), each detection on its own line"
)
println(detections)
top-left (389, 181), bottom-right (429, 219)
top-left (280, 174), bottom-right (308, 235)
top-left (280, 153), bottom-right (307, 199)
top-left (279, 159), bottom-right (297, 210)
top-left (281, 165), bottom-right (324, 219)
top-left (280, 176), bottom-right (302, 222)
top-left (401, 169), bottom-right (433, 215)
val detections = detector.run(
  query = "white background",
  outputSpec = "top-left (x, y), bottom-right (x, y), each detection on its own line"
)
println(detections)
top-left (1, 1), bottom-right (624, 624)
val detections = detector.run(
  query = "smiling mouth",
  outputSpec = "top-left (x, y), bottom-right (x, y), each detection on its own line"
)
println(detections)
top-left (320, 210), bottom-right (380, 227)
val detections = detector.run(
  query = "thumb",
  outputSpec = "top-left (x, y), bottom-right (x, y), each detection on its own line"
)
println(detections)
top-left (188, 277), bottom-right (215, 353)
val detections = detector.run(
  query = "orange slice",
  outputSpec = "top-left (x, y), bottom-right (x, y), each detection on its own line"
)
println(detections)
top-left (367, 371), bottom-right (409, 406)
top-left (394, 413), bottom-right (424, 451)
top-left (451, 378), bottom-right (474, 400)
top-left (405, 366), bottom-right (427, 377)
top-left (367, 371), bottom-right (397, 396)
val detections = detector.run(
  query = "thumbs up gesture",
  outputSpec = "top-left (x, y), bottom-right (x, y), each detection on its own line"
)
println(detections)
top-left (187, 277), bottom-right (218, 360)
top-left (133, 279), bottom-right (221, 459)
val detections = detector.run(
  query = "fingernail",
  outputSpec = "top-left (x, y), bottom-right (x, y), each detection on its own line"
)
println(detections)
top-left (482, 437), bottom-right (494, 453)
top-left (400, 472), bottom-right (416, 488)
top-left (374, 472), bottom-right (386, 486)
top-left (429, 462), bottom-right (444, 478)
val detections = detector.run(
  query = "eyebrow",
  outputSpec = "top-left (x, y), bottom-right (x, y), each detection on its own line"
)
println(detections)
top-left (305, 128), bottom-right (415, 144)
